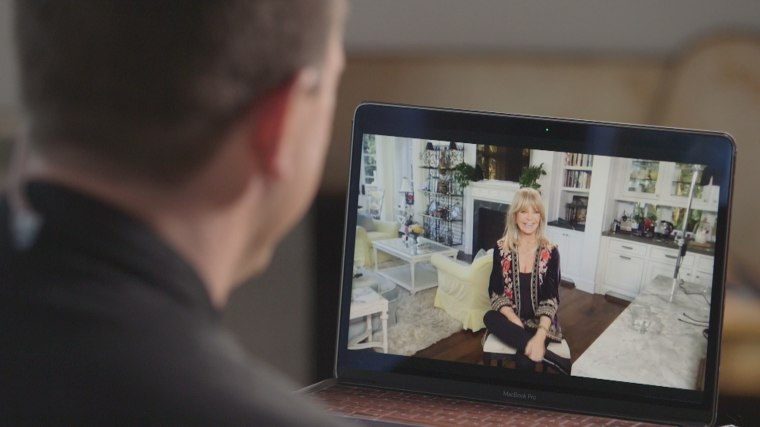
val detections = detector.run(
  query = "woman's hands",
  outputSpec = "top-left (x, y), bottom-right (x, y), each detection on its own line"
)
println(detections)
top-left (497, 308), bottom-right (552, 362)
top-left (525, 316), bottom-right (552, 362)
top-left (525, 330), bottom-right (547, 362)
top-left (499, 306), bottom-right (523, 328)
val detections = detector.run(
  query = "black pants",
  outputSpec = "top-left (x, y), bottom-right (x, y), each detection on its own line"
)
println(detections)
top-left (483, 310), bottom-right (544, 370)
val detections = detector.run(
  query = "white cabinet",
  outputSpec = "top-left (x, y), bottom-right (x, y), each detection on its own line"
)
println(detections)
top-left (546, 226), bottom-right (582, 284)
top-left (645, 261), bottom-right (679, 286)
top-left (688, 255), bottom-right (714, 287)
top-left (621, 159), bottom-right (662, 199)
top-left (596, 236), bottom-right (714, 300)
top-left (643, 246), bottom-right (693, 286)
top-left (649, 246), bottom-right (695, 267)
top-left (599, 238), bottom-right (647, 299)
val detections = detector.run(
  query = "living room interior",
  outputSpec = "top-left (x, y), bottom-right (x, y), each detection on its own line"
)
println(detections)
top-left (347, 134), bottom-right (716, 390)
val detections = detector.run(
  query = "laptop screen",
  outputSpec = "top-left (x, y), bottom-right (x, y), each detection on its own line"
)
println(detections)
top-left (336, 103), bottom-right (734, 423)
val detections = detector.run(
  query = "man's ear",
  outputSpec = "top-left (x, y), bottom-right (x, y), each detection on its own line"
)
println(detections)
top-left (247, 77), bottom-right (297, 178)
top-left (247, 68), bottom-right (321, 177)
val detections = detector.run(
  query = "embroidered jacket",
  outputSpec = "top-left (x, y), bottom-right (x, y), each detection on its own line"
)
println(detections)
top-left (488, 238), bottom-right (563, 342)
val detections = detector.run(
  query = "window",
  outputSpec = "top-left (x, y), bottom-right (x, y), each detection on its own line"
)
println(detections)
top-left (361, 134), bottom-right (378, 187)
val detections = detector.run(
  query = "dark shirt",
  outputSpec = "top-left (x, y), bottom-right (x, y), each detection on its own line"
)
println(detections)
top-left (518, 272), bottom-right (536, 319)
top-left (0, 182), bottom-right (345, 426)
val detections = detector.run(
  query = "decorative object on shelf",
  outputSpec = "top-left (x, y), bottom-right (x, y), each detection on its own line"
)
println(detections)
top-left (437, 150), bottom-right (450, 175)
top-left (631, 203), bottom-right (645, 236)
top-left (436, 206), bottom-right (449, 220)
top-left (449, 205), bottom-right (462, 221)
top-left (427, 200), bottom-right (437, 215)
top-left (518, 163), bottom-right (547, 190)
top-left (564, 195), bottom-right (588, 225)
top-left (620, 211), bottom-right (633, 232)
top-left (436, 180), bottom-right (449, 195)
top-left (655, 220), bottom-right (674, 240)
top-left (642, 217), bottom-right (655, 238)
top-left (693, 215), bottom-right (716, 245)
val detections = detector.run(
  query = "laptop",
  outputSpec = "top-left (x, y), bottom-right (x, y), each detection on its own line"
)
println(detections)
top-left (305, 102), bottom-right (735, 426)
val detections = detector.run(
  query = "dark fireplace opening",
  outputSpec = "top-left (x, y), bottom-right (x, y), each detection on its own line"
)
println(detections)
top-left (472, 200), bottom-right (509, 255)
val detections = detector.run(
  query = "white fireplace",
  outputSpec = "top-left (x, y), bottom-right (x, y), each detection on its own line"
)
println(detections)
top-left (464, 180), bottom-right (521, 254)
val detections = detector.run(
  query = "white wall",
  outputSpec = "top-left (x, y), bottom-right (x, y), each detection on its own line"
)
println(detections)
top-left (4, 0), bottom-right (760, 115)
top-left (346, 0), bottom-right (760, 56)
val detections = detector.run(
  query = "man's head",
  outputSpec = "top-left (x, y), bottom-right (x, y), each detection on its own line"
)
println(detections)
top-left (14, 0), bottom-right (342, 184)
top-left (13, 0), bottom-right (346, 302)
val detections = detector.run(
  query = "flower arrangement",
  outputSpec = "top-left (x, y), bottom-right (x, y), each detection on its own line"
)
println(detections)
top-left (403, 220), bottom-right (425, 247)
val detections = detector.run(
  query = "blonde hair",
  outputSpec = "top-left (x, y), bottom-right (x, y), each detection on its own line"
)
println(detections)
top-left (502, 187), bottom-right (552, 252)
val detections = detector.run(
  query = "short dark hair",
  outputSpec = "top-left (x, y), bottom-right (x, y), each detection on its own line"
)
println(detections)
top-left (14, 0), bottom-right (336, 183)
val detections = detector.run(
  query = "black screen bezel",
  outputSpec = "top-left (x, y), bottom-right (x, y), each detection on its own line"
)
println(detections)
top-left (336, 102), bottom-right (735, 424)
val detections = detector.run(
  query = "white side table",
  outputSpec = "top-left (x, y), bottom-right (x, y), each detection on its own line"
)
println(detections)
top-left (348, 287), bottom-right (388, 353)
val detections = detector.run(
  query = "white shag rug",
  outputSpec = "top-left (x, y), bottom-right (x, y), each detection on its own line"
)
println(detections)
top-left (387, 288), bottom-right (462, 356)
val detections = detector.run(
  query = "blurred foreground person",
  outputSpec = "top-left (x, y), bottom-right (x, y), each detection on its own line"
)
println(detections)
top-left (1, 1), bottom-right (348, 425)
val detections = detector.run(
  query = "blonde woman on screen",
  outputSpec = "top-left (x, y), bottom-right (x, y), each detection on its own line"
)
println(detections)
top-left (483, 187), bottom-right (570, 374)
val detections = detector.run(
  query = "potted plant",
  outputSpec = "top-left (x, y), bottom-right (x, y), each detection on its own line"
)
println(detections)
top-left (452, 162), bottom-right (479, 192)
top-left (518, 163), bottom-right (547, 190)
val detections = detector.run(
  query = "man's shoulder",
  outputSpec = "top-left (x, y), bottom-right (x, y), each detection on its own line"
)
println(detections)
top-left (0, 295), bottom-right (343, 426)
top-left (119, 335), bottom-right (340, 425)
top-left (110, 322), bottom-right (347, 426)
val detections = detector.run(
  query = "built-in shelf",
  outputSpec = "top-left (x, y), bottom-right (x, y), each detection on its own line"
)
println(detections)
top-left (555, 153), bottom-right (594, 231)
top-left (419, 143), bottom-right (464, 247)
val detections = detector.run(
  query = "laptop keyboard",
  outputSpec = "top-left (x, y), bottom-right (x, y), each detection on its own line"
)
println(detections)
top-left (313, 384), bottom-right (664, 427)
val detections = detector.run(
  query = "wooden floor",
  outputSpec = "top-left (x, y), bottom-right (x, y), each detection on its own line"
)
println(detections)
top-left (414, 284), bottom-right (629, 365)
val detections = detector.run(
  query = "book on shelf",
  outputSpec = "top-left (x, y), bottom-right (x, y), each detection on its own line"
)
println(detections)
top-left (565, 153), bottom-right (594, 168)
top-left (564, 170), bottom-right (592, 189)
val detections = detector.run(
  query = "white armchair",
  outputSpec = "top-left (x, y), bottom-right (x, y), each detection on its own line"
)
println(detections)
top-left (354, 217), bottom-right (398, 269)
top-left (431, 249), bottom-right (493, 331)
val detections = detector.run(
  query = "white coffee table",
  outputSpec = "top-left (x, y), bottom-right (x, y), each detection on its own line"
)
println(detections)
top-left (348, 287), bottom-right (388, 353)
top-left (372, 237), bottom-right (458, 295)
